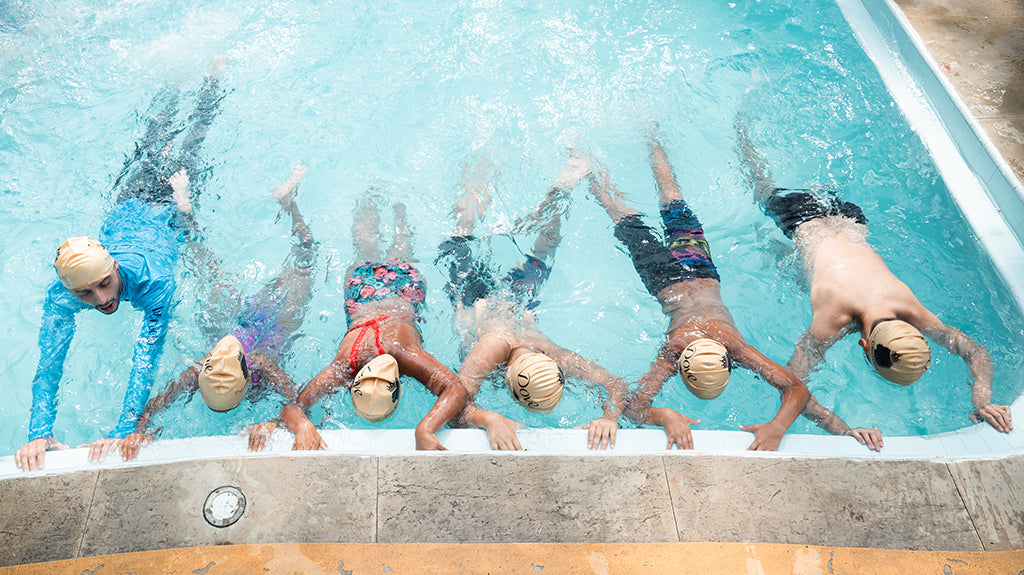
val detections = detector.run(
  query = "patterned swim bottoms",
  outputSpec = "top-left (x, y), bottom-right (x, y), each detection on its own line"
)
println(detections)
top-left (345, 259), bottom-right (426, 322)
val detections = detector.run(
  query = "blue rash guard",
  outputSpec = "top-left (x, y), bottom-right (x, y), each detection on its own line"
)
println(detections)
top-left (28, 198), bottom-right (182, 440)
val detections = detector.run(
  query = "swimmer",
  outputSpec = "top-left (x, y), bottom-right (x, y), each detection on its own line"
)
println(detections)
top-left (279, 189), bottom-right (469, 451)
top-left (116, 164), bottom-right (316, 461)
top-left (734, 117), bottom-right (1012, 450)
top-left (14, 57), bottom-right (228, 472)
top-left (437, 156), bottom-right (626, 450)
top-left (584, 127), bottom-right (809, 451)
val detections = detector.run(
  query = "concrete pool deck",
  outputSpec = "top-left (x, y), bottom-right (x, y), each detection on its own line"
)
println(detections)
top-left (895, 0), bottom-right (1024, 188)
top-left (1, 0), bottom-right (1023, 571)
top-left (2, 450), bottom-right (1024, 568)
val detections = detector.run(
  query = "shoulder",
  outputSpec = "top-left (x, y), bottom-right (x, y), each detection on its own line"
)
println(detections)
top-left (112, 249), bottom-right (175, 281)
top-left (249, 352), bottom-right (281, 372)
top-left (113, 250), bottom-right (176, 308)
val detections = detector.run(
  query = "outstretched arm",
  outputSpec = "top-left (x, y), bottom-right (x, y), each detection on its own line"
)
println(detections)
top-left (785, 328), bottom-right (884, 450)
top-left (252, 355), bottom-right (300, 401)
top-left (624, 345), bottom-right (677, 424)
top-left (921, 323), bottom-right (1011, 432)
top-left (103, 274), bottom-right (176, 446)
top-left (281, 355), bottom-right (346, 451)
top-left (457, 335), bottom-right (524, 451)
top-left (538, 339), bottom-right (624, 450)
top-left (397, 345), bottom-right (470, 451)
top-left (280, 403), bottom-right (328, 451)
top-left (18, 289), bottom-right (79, 471)
top-left (118, 365), bottom-right (200, 461)
top-left (624, 344), bottom-right (701, 450)
top-left (802, 394), bottom-right (884, 451)
top-left (137, 365), bottom-right (202, 431)
top-left (245, 355), bottom-right (301, 452)
top-left (785, 328), bottom-right (844, 382)
top-left (730, 336), bottom-right (810, 451)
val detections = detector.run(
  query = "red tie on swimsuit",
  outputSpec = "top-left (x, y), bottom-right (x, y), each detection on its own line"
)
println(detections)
top-left (349, 315), bottom-right (389, 373)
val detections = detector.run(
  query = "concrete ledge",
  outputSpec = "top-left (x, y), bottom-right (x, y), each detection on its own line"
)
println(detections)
top-left (376, 455), bottom-right (677, 543)
top-left (4, 448), bottom-right (1024, 566)
top-left (948, 457), bottom-right (1024, 551)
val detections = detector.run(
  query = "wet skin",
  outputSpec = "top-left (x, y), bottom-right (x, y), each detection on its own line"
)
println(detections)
top-left (70, 262), bottom-right (123, 314)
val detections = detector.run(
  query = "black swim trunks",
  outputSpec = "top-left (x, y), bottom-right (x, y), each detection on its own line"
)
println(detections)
top-left (436, 236), bottom-right (497, 308)
top-left (762, 188), bottom-right (867, 238)
top-left (435, 236), bottom-right (553, 310)
top-left (612, 199), bottom-right (720, 298)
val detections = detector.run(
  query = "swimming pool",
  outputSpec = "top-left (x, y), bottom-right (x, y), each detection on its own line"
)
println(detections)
top-left (1, 0), bottom-right (1022, 461)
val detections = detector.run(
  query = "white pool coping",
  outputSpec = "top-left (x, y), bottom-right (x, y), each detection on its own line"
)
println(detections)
top-left (1, 402), bottom-right (1023, 480)
top-left (2, 0), bottom-right (1023, 481)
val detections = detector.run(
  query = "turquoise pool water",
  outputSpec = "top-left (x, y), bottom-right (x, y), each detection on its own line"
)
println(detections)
top-left (1, 0), bottom-right (1022, 455)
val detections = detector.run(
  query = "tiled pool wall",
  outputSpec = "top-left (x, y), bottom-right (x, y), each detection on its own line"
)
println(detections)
top-left (2, 0), bottom-right (1024, 480)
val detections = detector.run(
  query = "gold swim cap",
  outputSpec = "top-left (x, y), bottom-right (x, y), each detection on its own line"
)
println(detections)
top-left (505, 352), bottom-right (564, 413)
top-left (868, 320), bottom-right (931, 386)
top-left (198, 335), bottom-right (249, 411)
top-left (679, 338), bottom-right (730, 400)
top-left (54, 237), bottom-right (116, 290)
top-left (351, 354), bottom-right (401, 422)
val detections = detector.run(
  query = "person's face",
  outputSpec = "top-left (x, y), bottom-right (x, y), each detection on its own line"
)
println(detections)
top-left (71, 262), bottom-right (122, 314)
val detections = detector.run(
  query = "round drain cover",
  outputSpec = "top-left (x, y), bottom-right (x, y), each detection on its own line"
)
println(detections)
top-left (203, 486), bottom-right (246, 528)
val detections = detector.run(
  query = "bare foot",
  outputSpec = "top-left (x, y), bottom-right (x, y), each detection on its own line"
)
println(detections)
top-left (554, 152), bottom-right (592, 190)
top-left (273, 164), bottom-right (309, 202)
top-left (208, 54), bottom-right (230, 78)
top-left (170, 169), bottom-right (192, 213)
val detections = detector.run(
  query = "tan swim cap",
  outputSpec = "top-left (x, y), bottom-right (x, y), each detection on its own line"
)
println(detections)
top-left (351, 354), bottom-right (402, 422)
top-left (505, 352), bottom-right (564, 413)
top-left (54, 237), bottom-right (116, 290)
top-left (679, 338), bottom-right (731, 400)
top-left (198, 335), bottom-right (250, 411)
top-left (868, 320), bottom-right (931, 386)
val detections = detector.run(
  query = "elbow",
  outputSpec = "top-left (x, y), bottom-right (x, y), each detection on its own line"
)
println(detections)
top-left (780, 376), bottom-right (810, 408)
top-left (447, 381), bottom-right (471, 409)
top-left (793, 382), bottom-right (811, 409)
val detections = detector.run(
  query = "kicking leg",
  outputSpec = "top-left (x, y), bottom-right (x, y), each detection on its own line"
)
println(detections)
top-left (583, 154), bottom-right (640, 224)
top-left (385, 202), bottom-right (415, 262)
top-left (274, 165), bottom-right (314, 248)
top-left (114, 87), bottom-right (182, 203)
top-left (515, 153), bottom-right (588, 261)
top-left (734, 114), bottom-right (777, 203)
top-left (449, 158), bottom-right (493, 237)
top-left (265, 165), bottom-right (317, 336)
top-left (174, 55), bottom-right (228, 177)
top-left (178, 201), bottom-right (241, 339)
top-left (437, 158), bottom-right (497, 311)
top-left (645, 130), bottom-right (684, 207)
top-left (351, 189), bottom-right (383, 264)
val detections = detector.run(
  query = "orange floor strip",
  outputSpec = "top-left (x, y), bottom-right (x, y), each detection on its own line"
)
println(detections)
top-left (3, 542), bottom-right (1023, 574)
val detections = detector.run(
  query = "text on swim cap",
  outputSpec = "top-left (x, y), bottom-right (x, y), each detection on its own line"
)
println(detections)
top-left (514, 373), bottom-right (541, 409)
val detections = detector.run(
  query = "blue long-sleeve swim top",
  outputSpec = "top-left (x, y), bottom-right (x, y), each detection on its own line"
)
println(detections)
top-left (28, 198), bottom-right (182, 440)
